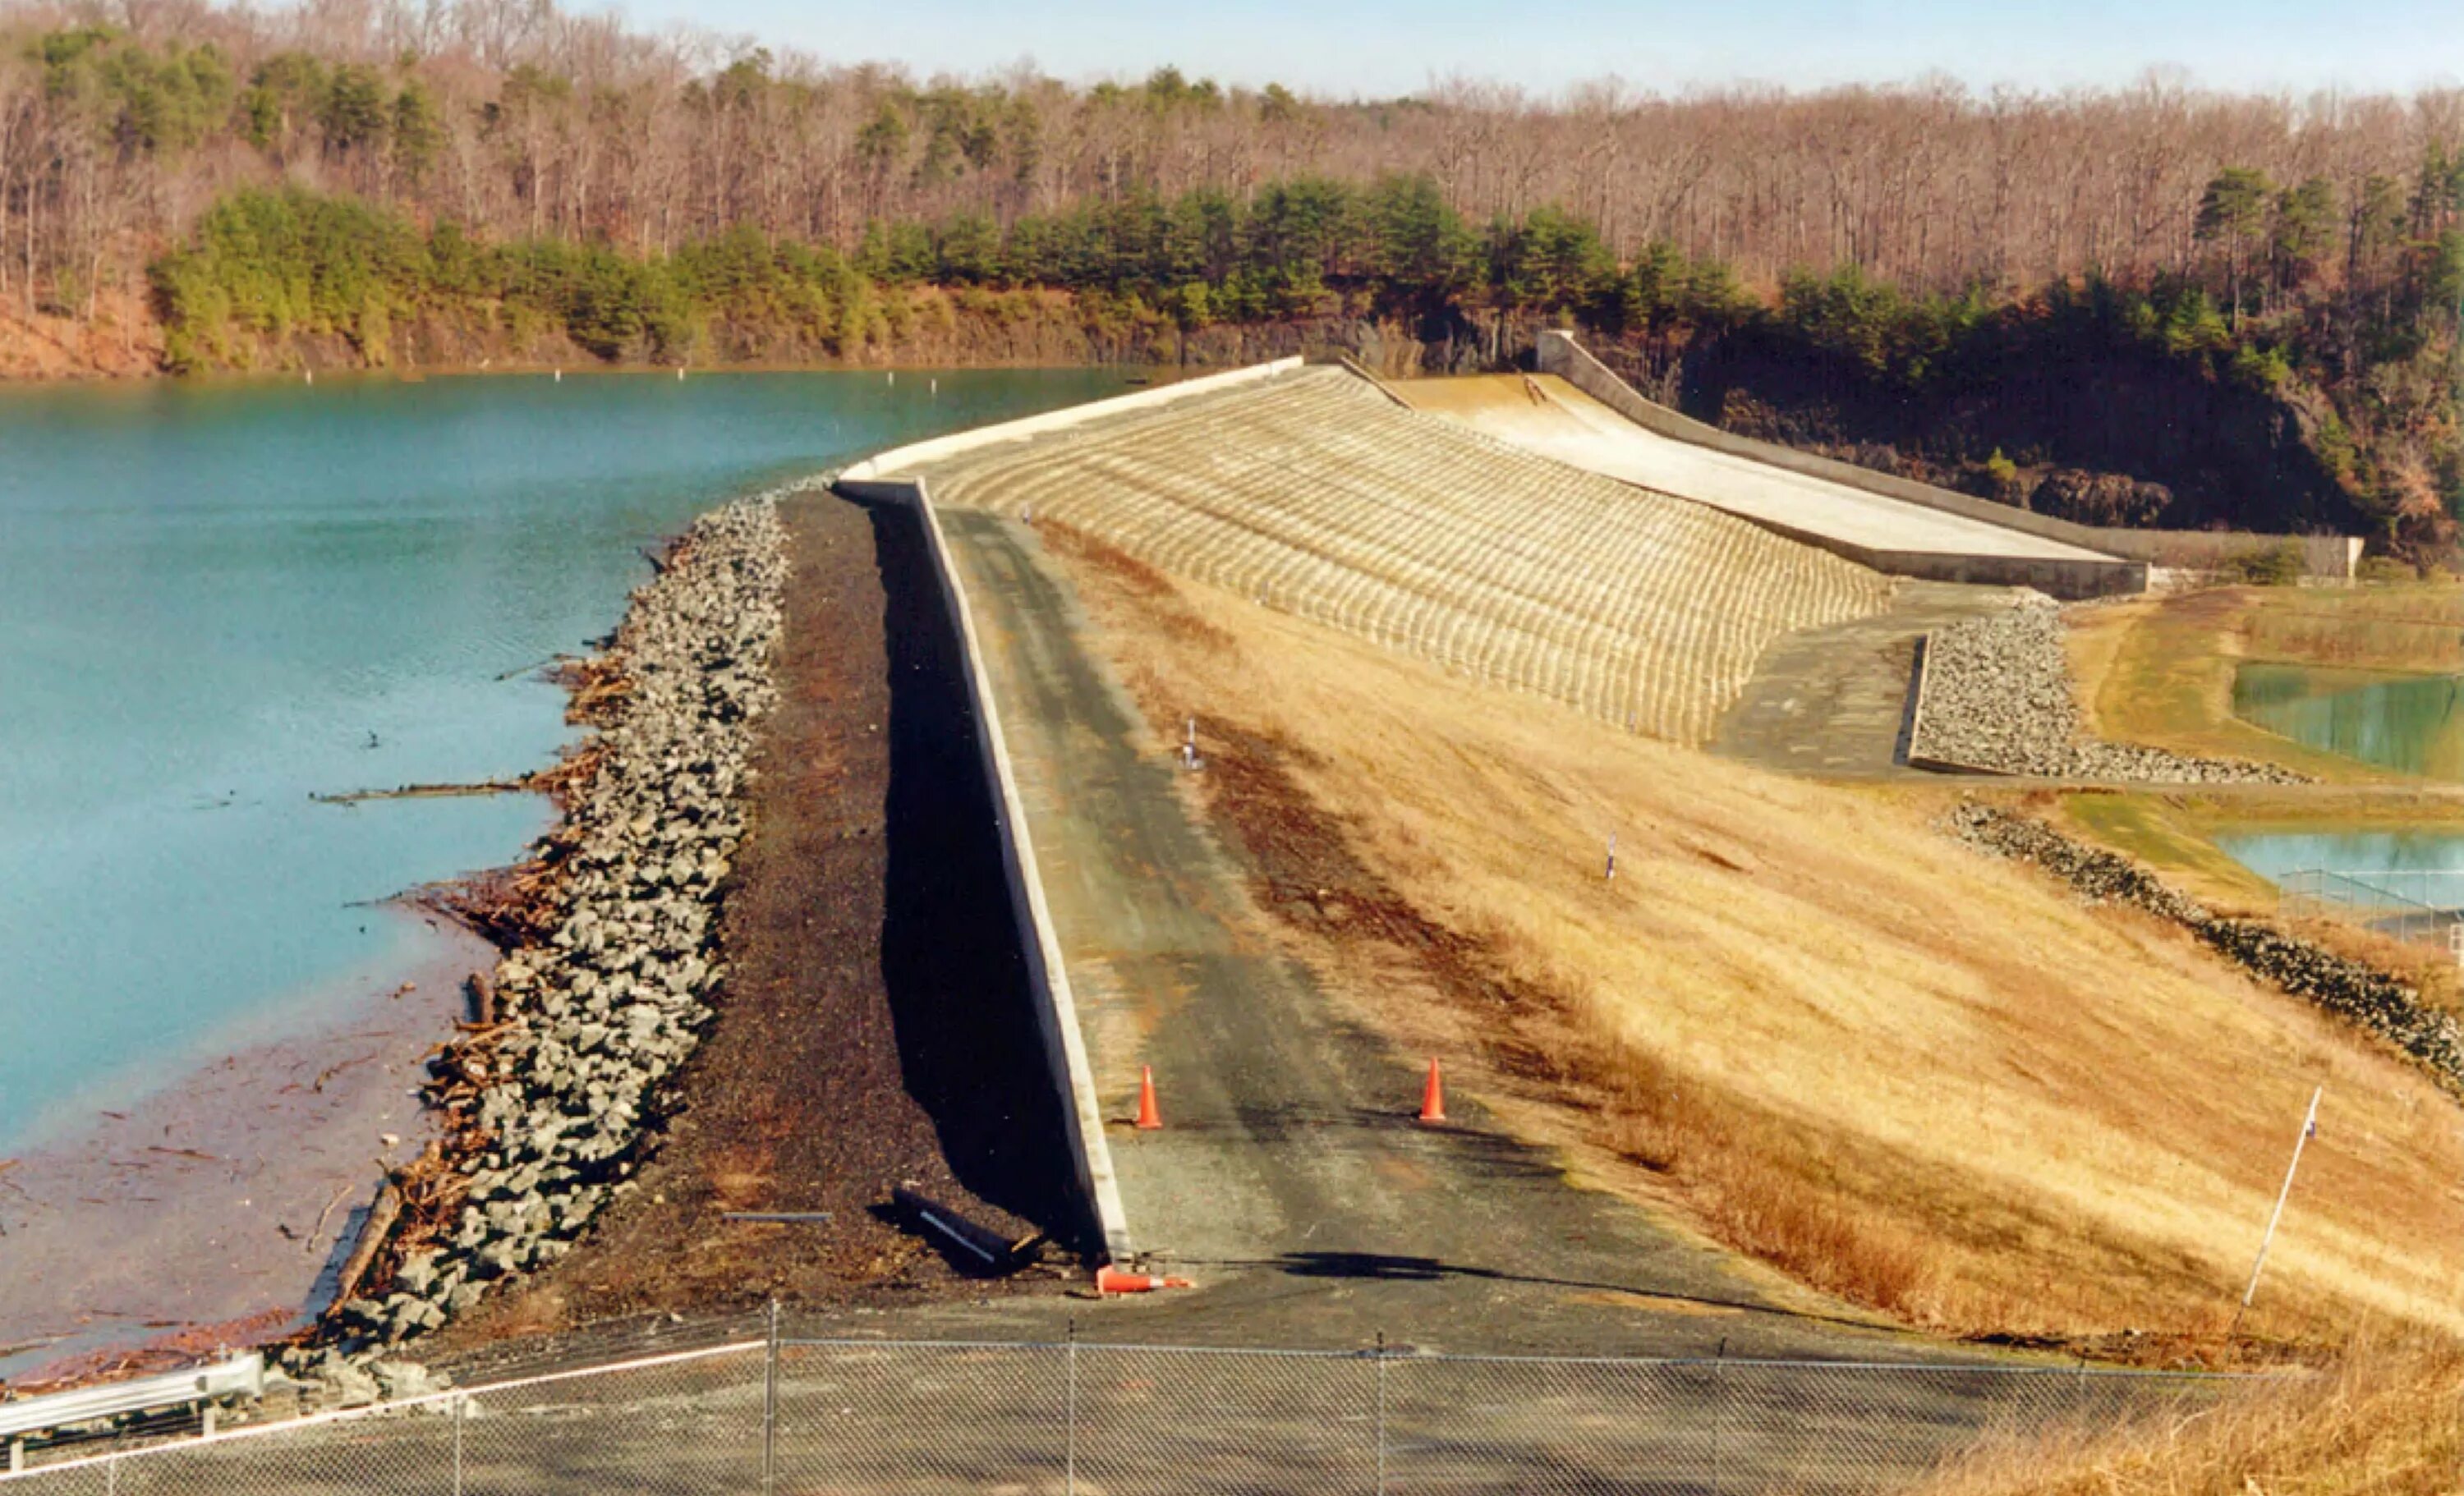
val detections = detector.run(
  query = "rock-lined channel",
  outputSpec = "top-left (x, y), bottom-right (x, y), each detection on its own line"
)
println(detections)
top-left (283, 494), bottom-right (789, 1401)
top-left (1913, 596), bottom-right (2304, 783)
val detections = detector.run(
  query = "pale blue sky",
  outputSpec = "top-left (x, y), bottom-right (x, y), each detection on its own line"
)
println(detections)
top-left (619, 0), bottom-right (2462, 96)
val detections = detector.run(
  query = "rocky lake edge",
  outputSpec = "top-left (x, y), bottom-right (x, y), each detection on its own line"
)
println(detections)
top-left (251, 492), bottom-right (791, 1411)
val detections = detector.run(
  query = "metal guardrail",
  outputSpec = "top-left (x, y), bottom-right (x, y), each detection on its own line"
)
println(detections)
top-left (1, 1354), bottom-right (262, 1471)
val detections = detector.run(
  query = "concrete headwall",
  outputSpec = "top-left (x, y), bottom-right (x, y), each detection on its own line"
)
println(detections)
top-left (1536, 332), bottom-right (2359, 584)
top-left (2120, 530), bottom-right (2364, 578)
top-left (1731, 518), bottom-right (2148, 599)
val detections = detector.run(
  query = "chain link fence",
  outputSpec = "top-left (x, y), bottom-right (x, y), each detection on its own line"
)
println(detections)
top-left (3, 1321), bottom-right (2246, 1494)
top-left (2281, 867), bottom-right (2464, 948)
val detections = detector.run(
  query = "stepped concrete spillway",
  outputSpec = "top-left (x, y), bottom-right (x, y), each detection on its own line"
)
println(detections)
top-left (1396, 371), bottom-right (2144, 599)
top-left (877, 363), bottom-right (1892, 745)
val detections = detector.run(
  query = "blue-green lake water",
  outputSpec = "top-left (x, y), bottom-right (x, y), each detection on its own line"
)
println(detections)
top-left (2233, 661), bottom-right (2464, 778)
top-left (0, 368), bottom-right (1120, 1154)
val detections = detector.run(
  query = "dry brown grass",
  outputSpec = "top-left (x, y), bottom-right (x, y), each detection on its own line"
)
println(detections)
top-left (2067, 583), bottom-right (2464, 785)
top-left (1918, 1340), bottom-right (2464, 1494)
top-left (1038, 526), bottom-right (2464, 1361)
top-left (2241, 587), bottom-right (2464, 675)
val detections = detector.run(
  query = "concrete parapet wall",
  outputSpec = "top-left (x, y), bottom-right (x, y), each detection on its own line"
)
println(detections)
top-left (1537, 332), bottom-right (2356, 585)
top-left (841, 357), bottom-right (1304, 481)
top-left (834, 474), bottom-right (1133, 1263)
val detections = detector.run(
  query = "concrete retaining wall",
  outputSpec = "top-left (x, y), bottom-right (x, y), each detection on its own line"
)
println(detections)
top-left (2123, 530), bottom-right (2364, 578)
top-left (836, 471), bottom-right (1134, 1263)
top-left (834, 357), bottom-right (1322, 1263)
top-left (1733, 517), bottom-right (2148, 599)
top-left (1537, 332), bottom-right (2358, 585)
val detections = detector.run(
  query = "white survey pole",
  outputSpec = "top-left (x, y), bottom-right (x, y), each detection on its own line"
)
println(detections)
top-left (2238, 1085), bottom-right (2323, 1324)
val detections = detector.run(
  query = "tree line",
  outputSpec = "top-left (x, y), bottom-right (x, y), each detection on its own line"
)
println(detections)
top-left (3, 0), bottom-right (2461, 537)
top-left (6, 0), bottom-right (2464, 314)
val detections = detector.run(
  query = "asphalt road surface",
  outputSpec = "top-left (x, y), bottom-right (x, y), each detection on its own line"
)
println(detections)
top-left (922, 505), bottom-right (1973, 1365)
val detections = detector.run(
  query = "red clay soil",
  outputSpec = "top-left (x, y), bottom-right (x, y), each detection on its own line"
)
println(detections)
top-left (430, 492), bottom-right (1083, 1349)
top-left (0, 293), bottom-right (164, 379)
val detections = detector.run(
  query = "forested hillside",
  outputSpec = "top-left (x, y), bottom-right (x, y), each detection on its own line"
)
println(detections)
top-left (1, 0), bottom-right (2459, 545)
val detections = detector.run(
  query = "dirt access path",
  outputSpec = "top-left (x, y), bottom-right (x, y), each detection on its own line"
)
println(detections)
top-left (1710, 581), bottom-right (2020, 778)
top-left (431, 494), bottom-right (1083, 1349)
top-left (904, 506), bottom-right (1970, 1361)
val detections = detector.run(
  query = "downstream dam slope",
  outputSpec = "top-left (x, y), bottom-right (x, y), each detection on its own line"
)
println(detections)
top-left (1397, 372), bottom-right (2141, 599)
top-left (890, 365), bottom-right (1891, 744)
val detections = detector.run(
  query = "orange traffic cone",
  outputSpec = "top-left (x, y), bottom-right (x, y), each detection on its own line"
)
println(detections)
top-left (1418, 1058), bottom-right (1447, 1124)
top-left (1095, 1264), bottom-right (1195, 1294)
top-left (1134, 1066), bottom-right (1163, 1130)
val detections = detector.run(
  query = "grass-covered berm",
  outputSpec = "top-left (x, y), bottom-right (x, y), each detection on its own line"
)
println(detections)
top-left (2066, 580), bottom-right (2464, 783)
top-left (1035, 521), bottom-right (2464, 1365)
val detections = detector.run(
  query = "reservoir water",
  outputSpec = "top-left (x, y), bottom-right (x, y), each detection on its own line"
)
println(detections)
top-left (2233, 661), bottom-right (2464, 778)
top-left (0, 369), bottom-right (1121, 1155)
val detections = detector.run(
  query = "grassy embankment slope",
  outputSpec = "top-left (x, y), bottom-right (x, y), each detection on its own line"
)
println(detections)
top-left (1032, 521), bottom-right (2464, 1361)
top-left (1918, 1342), bottom-right (2464, 1494)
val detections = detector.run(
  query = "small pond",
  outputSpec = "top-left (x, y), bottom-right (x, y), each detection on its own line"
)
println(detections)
top-left (2232, 661), bottom-right (2464, 778)
top-left (2213, 827), bottom-right (2464, 921)
top-left (2214, 828), bottom-right (2464, 882)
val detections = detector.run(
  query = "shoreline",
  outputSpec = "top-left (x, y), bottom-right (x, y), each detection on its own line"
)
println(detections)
top-left (0, 495), bottom-right (786, 1404)
top-left (269, 493), bottom-right (791, 1397)
top-left (0, 911), bottom-right (493, 1387)
top-left (2, 492), bottom-right (791, 1405)
top-left (0, 356), bottom-right (1175, 397)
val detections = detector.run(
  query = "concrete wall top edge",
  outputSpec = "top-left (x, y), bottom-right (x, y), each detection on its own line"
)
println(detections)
top-left (840, 357), bottom-right (1305, 482)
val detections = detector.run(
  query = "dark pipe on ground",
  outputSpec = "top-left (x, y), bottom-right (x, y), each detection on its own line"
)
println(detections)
top-left (890, 1187), bottom-right (1043, 1274)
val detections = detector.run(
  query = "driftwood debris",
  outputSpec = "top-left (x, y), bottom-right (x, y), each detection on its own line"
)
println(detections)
top-left (296, 1182), bottom-right (354, 1254)
top-left (494, 652), bottom-right (575, 682)
top-left (330, 1182), bottom-right (402, 1306)
top-left (312, 777), bottom-right (532, 805)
